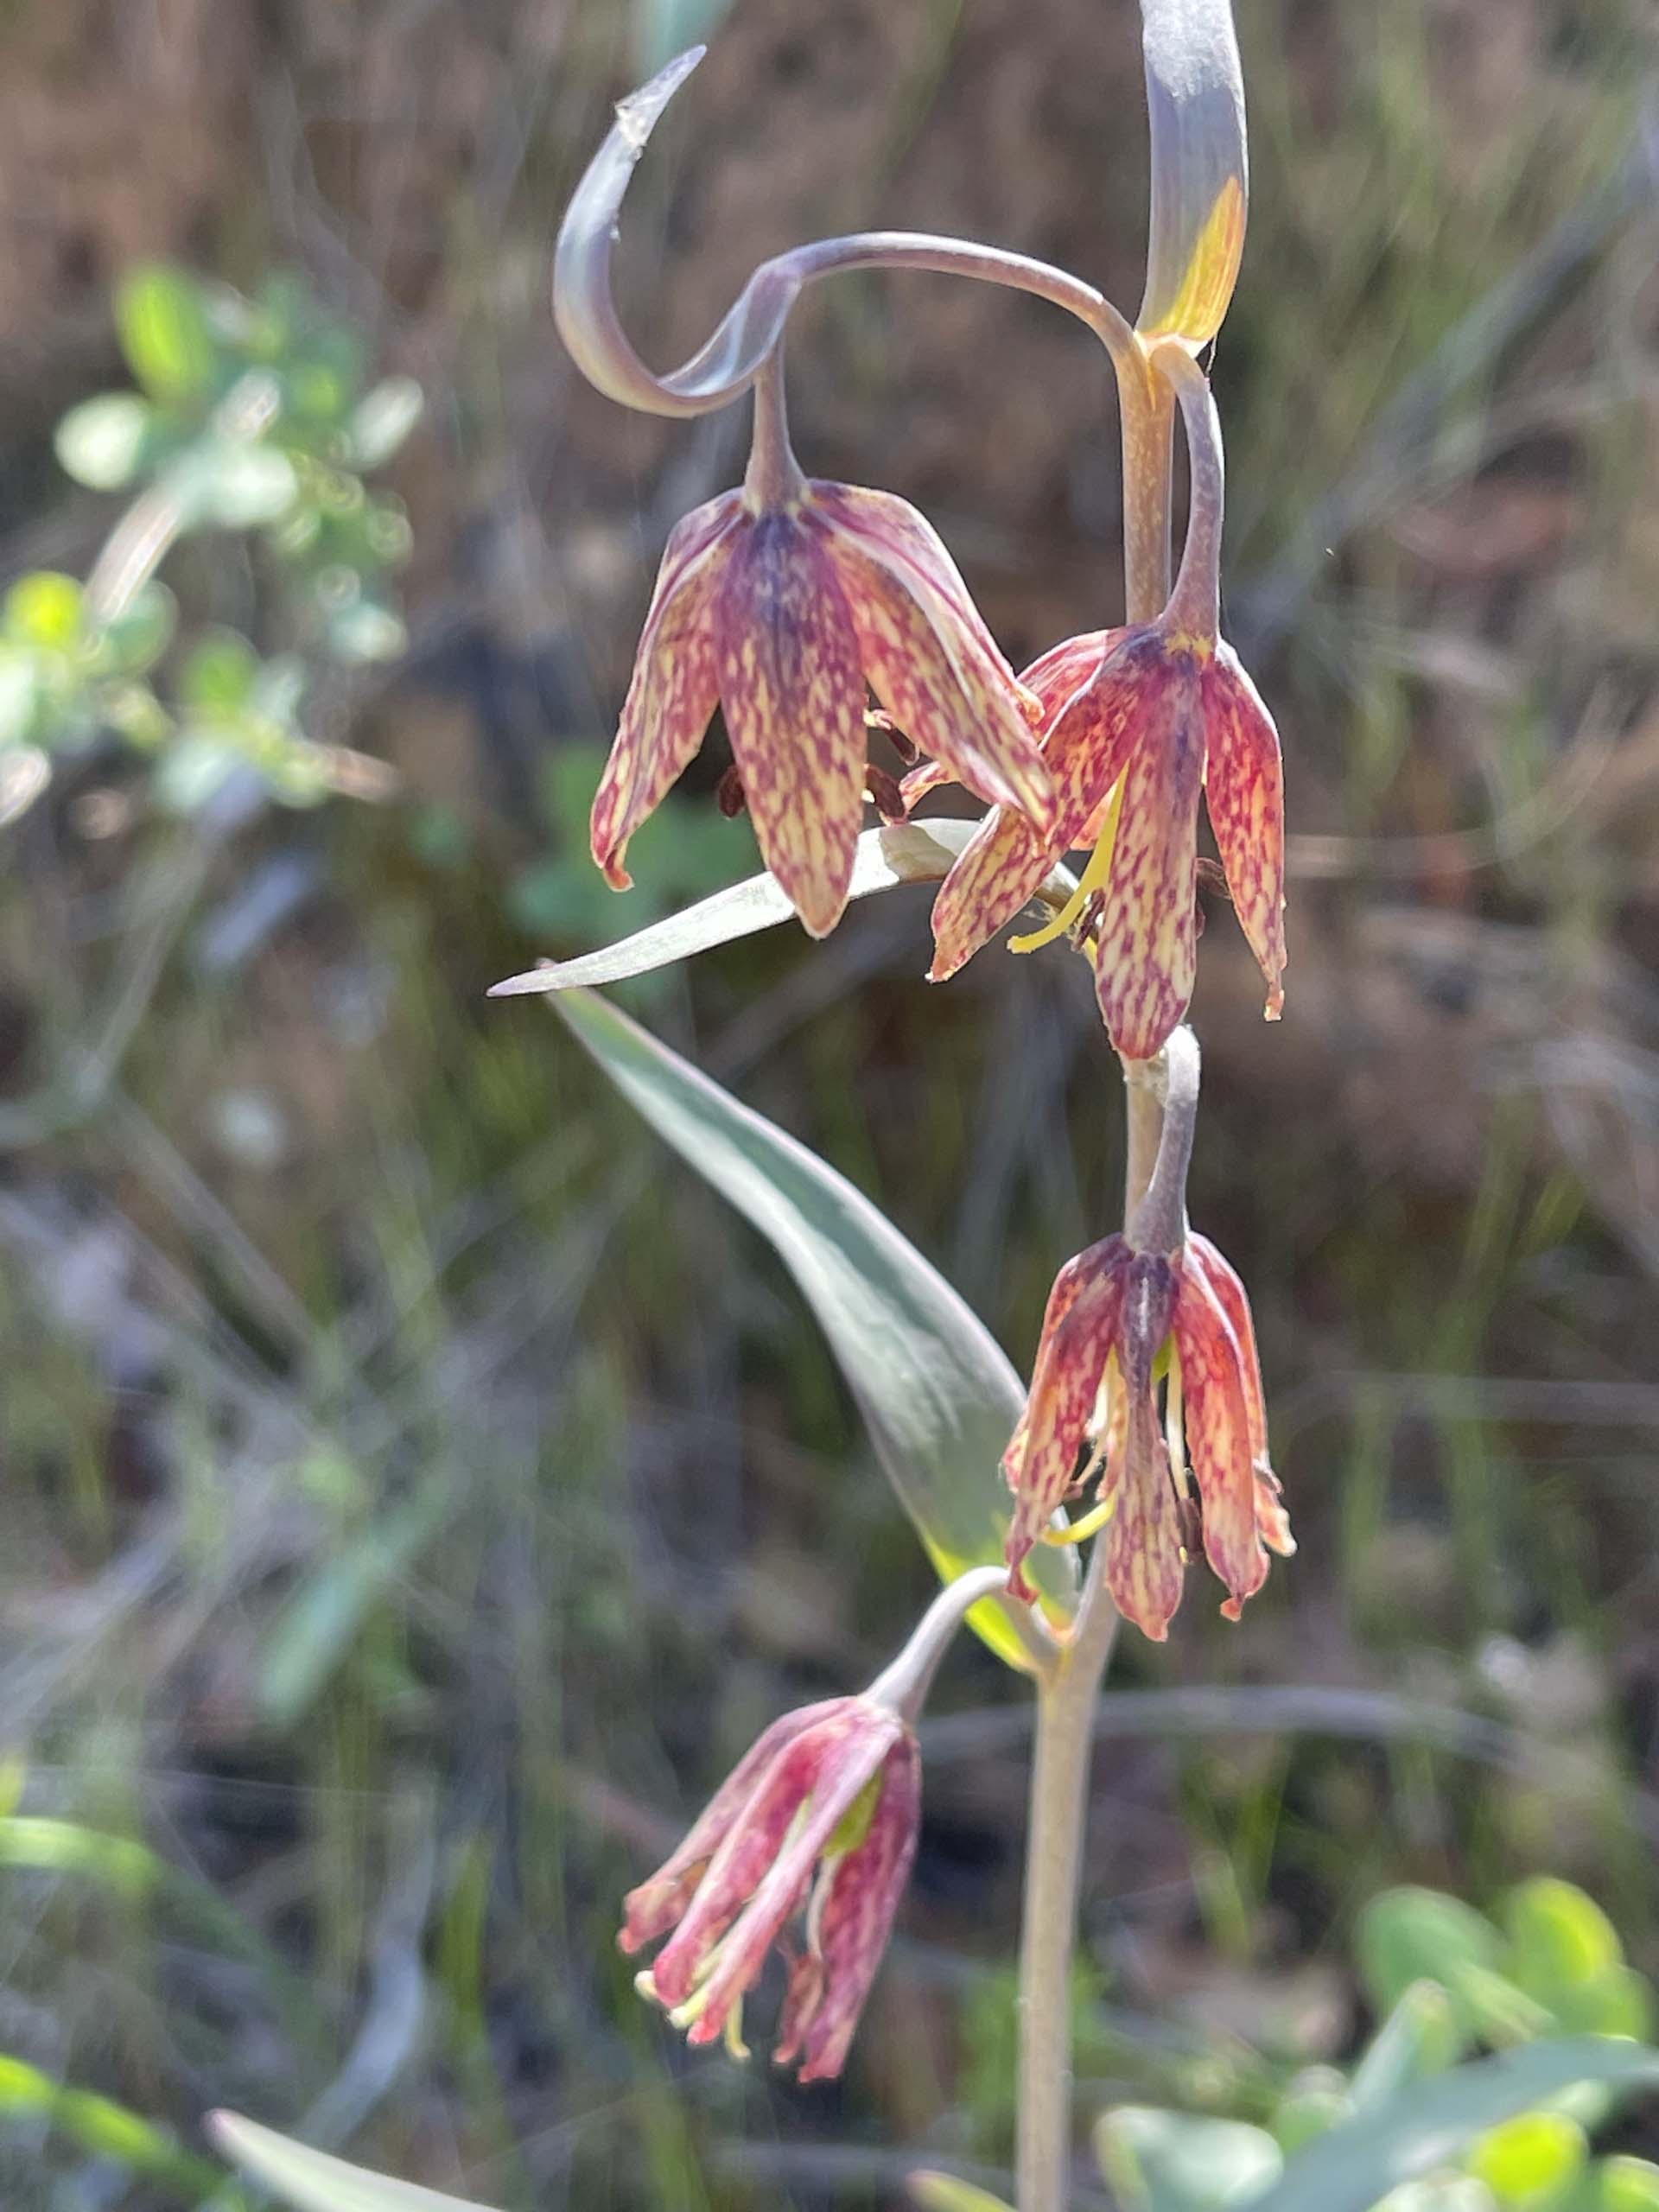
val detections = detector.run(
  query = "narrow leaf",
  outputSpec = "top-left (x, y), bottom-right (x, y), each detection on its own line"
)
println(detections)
top-left (909, 2175), bottom-right (1016, 2212)
top-left (489, 818), bottom-right (1078, 996)
top-left (1251, 2040), bottom-right (1659, 2212)
top-left (1137, 0), bottom-right (1248, 345)
top-left (211, 2114), bottom-right (501, 2212)
top-left (552, 988), bottom-right (1077, 1666)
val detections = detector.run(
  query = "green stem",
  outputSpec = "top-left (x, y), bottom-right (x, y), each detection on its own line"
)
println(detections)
top-left (1015, 1559), bottom-right (1119, 2212)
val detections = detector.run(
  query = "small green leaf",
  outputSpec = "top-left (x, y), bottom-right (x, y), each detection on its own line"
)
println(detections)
top-left (348, 376), bottom-right (424, 469)
top-left (0, 1815), bottom-right (162, 1897)
top-left (1465, 2112), bottom-right (1586, 2209)
top-left (1249, 2041), bottom-right (1659, 2212)
top-left (1594, 2156), bottom-right (1659, 2210)
top-left (54, 392), bottom-right (156, 489)
top-left (1505, 1882), bottom-right (1624, 2001)
top-left (181, 630), bottom-right (260, 715)
top-left (1357, 1889), bottom-right (1504, 2024)
top-left (190, 441), bottom-right (300, 528)
top-left (212, 2113), bottom-right (505, 2211)
top-left (4, 572), bottom-right (85, 651)
top-left (96, 582), bottom-right (175, 675)
top-left (115, 264), bottom-right (218, 404)
top-left (154, 734), bottom-right (245, 813)
top-left (1096, 2107), bottom-right (1284, 2211)
top-left (0, 660), bottom-right (42, 750)
top-left (1269, 2068), bottom-right (1351, 2155)
top-left (325, 596), bottom-right (408, 664)
top-left (549, 988), bottom-right (1078, 1667)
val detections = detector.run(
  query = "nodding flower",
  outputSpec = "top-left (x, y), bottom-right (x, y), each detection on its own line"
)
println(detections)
top-left (1002, 1030), bottom-right (1293, 1638)
top-left (590, 354), bottom-right (1053, 941)
top-left (620, 1694), bottom-right (921, 2082)
top-left (921, 351), bottom-right (1285, 1062)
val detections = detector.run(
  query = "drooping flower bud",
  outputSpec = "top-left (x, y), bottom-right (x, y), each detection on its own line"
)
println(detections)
top-left (621, 1695), bottom-right (921, 2081)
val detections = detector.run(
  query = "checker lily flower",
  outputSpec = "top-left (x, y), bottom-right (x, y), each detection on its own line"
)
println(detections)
top-left (923, 350), bottom-right (1285, 1061)
top-left (1004, 1029), bottom-right (1293, 1638)
top-left (620, 1568), bottom-right (1006, 2081)
top-left (590, 356), bottom-right (1053, 940)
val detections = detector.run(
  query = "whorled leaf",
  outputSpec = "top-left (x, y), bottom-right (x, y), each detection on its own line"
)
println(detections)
top-left (1249, 2040), bottom-right (1659, 2212)
top-left (489, 818), bottom-right (1078, 997)
top-left (551, 988), bottom-right (1077, 1668)
top-left (1137, 0), bottom-right (1248, 346)
top-left (211, 2114), bottom-right (499, 2212)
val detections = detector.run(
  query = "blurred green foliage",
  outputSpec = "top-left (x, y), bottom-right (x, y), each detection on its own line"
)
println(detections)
top-left (1, 263), bottom-right (418, 814)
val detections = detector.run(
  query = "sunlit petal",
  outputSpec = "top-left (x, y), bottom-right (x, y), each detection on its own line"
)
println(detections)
top-left (1203, 645), bottom-right (1287, 1021)
top-left (1093, 658), bottom-right (1205, 1058)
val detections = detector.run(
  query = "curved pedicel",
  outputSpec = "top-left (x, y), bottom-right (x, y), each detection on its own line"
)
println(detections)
top-left (553, 48), bottom-right (1136, 422)
top-left (1154, 341), bottom-right (1226, 640)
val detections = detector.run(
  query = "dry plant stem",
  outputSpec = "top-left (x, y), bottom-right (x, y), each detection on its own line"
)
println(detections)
top-left (1015, 1037), bottom-right (1173, 2212)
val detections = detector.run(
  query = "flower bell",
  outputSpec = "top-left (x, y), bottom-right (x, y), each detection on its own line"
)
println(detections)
top-left (621, 1694), bottom-right (921, 2081)
top-left (921, 354), bottom-right (1285, 1061)
top-left (591, 356), bottom-right (1054, 940)
top-left (1003, 1027), bottom-right (1293, 1638)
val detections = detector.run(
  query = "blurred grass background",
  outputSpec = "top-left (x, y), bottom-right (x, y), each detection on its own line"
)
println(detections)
top-left (3, 0), bottom-right (1659, 2203)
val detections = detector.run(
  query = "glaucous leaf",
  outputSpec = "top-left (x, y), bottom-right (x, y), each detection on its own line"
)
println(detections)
top-left (116, 264), bottom-right (219, 406)
top-left (1249, 2040), bottom-right (1659, 2212)
top-left (54, 393), bottom-right (156, 490)
top-left (211, 2114), bottom-right (502, 2212)
top-left (1137, 0), bottom-right (1248, 345)
top-left (550, 988), bottom-right (1077, 1667)
top-left (490, 820), bottom-right (1078, 996)
top-left (1096, 2107), bottom-right (1284, 2211)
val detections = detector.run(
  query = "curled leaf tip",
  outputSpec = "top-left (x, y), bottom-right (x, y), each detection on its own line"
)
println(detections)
top-left (614, 45), bottom-right (705, 153)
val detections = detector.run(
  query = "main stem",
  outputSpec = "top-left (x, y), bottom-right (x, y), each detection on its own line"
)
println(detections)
top-left (1014, 1039), bottom-right (1168, 2212)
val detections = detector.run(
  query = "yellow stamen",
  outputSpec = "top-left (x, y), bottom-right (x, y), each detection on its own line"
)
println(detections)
top-left (1008, 779), bottom-right (1127, 954)
top-left (723, 1998), bottom-right (751, 2063)
top-left (1042, 1496), bottom-right (1116, 1548)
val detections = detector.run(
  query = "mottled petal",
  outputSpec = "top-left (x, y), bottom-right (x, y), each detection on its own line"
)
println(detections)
top-left (1185, 1234), bottom-right (1294, 1560)
top-left (1097, 1249), bottom-right (1185, 1638)
top-left (775, 1734), bottom-right (921, 2082)
top-left (898, 629), bottom-right (1120, 813)
top-left (715, 511), bottom-right (868, 938)
top-left (1004, 1237), bottom-right (1129, 1591)
top-left (620, 1700), bottom-right (841, 1953)
top-left (1094, 652), bottom-right (1205, 1059)
top-left (591, 494), bottom-right (740, 888)
top-left (927, 639), bottom-right (1149, 980)
top-left (927, 804), bottom-right (1057, 982)
top-left (1172, 1256), bottom-right (1268, 1621)
top-left (1203, 645), bottom-right (1286, 1020)
top-left (899, 756), bottom-right (956, 810)
top-left (683, 1708), bottom-right (901, 2045)
top-left (823, 535), bottom-right (1055, 833)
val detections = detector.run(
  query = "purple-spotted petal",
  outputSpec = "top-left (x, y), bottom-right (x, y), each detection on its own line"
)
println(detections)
top-left (1094, 652), bottom-right (1205, 1058)
top-left (620, 1700), bottom-right (842, 1954)
top-left (1004, 1237), bottom-right (1129, 1592)
top-left (927, 804), bottom-right (1058, 982)
top-left (1172, 1255), bottom-right (1268, 1622)
top-left (1203, 644), bottom-right (1287, 1022)
top-left (591, 495), bottom-right (741, 889)
top-left (1097, 1248), bottom-right (1185, 1638)
top-left (714, 511), bottom-right (869, 938)
top-left (775, 1733), bottom-right (921, 2082)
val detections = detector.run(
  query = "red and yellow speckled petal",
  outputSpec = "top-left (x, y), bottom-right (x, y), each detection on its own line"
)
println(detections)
top-left (1204, 645), bottom-right (1286, 1021)
top-left (1003, 1238), bottom-right (1128, 1591)
top-left (715, 512), bottom-right (868, 938)
top-left (926, 639), bottom-right (1154, 979)
top-left (901, 632), bottom-right (1121, 813)
top-left (1185, 1234), bottom-right (1294, 1560)
top-left (811, 482), bottom-right (1041, 718)
top-left (1172, 1259), bottom-right (1268, 1623)
top-left (590, 496), bottom-right (741, 888)
top-left (1094, 660), bottom-right (1205, 1059)
top-left (774, 1732), bottom-right (921, 2082)
top-left (620, 1700), bottom-right (842, 1954)
top-left (927, 804), bottom-right (1055, 980)
top-left (1096, 1248), bottom-right (1185, 1638)
top-left (824, 537), bottom-right (1055, 833)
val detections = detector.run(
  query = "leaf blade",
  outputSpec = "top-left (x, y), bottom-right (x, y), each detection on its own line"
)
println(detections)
top-left (551, 988), bottom-right (1077, 1665)
top-left (211, 2114), bottom-right (502, 2212)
